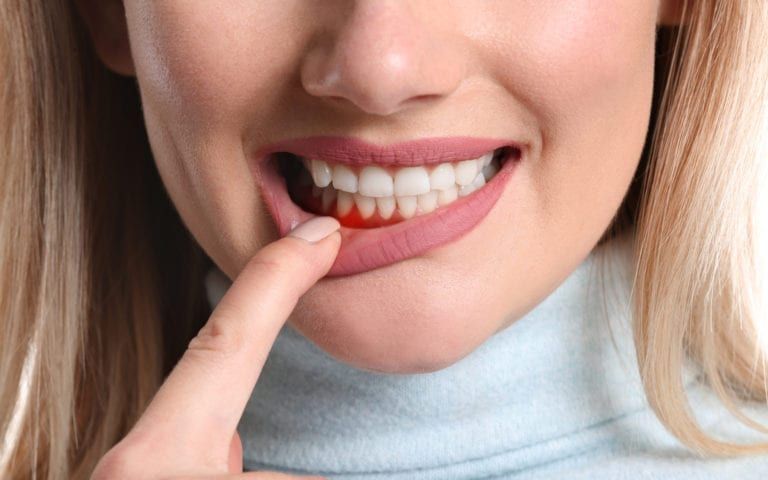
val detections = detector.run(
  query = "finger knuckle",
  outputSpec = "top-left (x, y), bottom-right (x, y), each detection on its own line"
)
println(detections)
top-left (187, 310), bottom-right (247, 360)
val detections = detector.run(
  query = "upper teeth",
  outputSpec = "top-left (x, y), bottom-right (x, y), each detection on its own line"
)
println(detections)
top-left (305, 151), bottom-right (495, 196)
top-left (295, 150), bottom-right (504, 220)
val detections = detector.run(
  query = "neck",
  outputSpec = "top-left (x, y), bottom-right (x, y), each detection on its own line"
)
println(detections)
top-left (205, 231), bottom-right (649, 476)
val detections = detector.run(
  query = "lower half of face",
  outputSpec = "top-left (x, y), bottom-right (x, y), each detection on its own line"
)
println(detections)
top-left (127, 0), bottom-right (659, 373)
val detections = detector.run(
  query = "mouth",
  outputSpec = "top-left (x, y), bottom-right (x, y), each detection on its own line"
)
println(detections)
top-left (251, 136), bottom-right (522, 276)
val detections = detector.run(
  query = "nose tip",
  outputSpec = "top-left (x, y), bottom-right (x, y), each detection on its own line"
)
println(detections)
top-left (300, 4), bottom-right (466, 116)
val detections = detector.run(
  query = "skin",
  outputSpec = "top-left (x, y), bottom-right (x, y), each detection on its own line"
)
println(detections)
top-left (76, 1), bottom-right (682, 477)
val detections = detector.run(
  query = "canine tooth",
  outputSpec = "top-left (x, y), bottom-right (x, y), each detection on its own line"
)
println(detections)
top-left (354, 193), bottom-right (376, 219)
top-left (321, 188), bottom-right (337, 213)
top-left (337, 191), bottom-right (354, 216)
top-left (458, 184), bottom-right (475, 197)
top-left (458, 174), bottom-right (485, 197)
top-left (394, 167), bottom-right (430, 196)
top-left (429, 163), bottom-right (455, 191)
top-left (396, 196), bottom-right (417, 218)
top-left (417, 191), bottom-right (438, 213)
top-left (478, 152), bottom-right (493, 167)
top-left (376, 196), bottom-right (396, 219)
top-left (472, 172), bottom-right (486, 189)
top-left (437, 186), bottom-right (458, 205)
top-left (311, 159), bottom-right (332, 188)
top-left (358, 166), bottom-right (394, 197)
top-left (454, 159), bottom-right (479, 186)
top-left (332, 164), bottom-right (358, 193)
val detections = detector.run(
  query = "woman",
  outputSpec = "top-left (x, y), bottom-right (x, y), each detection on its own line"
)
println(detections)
top-left (1, 0), bottom-right (767, 478)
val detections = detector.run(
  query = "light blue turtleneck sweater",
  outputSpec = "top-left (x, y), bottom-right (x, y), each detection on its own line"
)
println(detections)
top-left (204, 232), bottom-right (768, 479)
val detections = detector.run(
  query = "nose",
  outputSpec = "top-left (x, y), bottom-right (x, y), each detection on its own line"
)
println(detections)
top-left (300, 1), bottom-right (467, 116)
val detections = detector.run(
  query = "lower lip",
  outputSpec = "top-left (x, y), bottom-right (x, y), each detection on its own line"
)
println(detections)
top-left (252, 150), bottom-right (520, 276)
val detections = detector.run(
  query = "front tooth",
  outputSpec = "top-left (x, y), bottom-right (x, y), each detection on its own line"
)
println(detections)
top-left (437, 186), bottom-right (458, 205)
top-left (376, 196), bottom-right (396, 219)
top-left (354, 193), bottom-right (376, 219)
top-left (454, 159), bottom-right (479, 186)
top-left (321, 188), bottom-right (337, 213)
top-left (417, 191), bottom-right (438, 213)
top-left (429, 163), bottom-right (455, 191)
top-left (311, 159), bottom-right (333, 188)
top-left (394, 167), bottom-right (431, 196)
top-left (358, 166), bottom-right (394, 197)
top-left (332, 164), bottom-right (358, 193)
top-left (337, 191), bottom-right (354, 216)
top-left (396, 196), bottom-right (418, 218)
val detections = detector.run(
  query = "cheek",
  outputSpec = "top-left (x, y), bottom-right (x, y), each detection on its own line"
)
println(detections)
top-left (123, 2), bottom-right (308, 269)
top-left (495, 1), bottom-right (657, 112)
top-left (485, 0), bottom-right (656, 216)
top-left (125, 2), bottom-right (317, 130)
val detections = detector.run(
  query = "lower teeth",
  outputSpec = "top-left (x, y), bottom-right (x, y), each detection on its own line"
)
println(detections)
top-left (283, 150), bottom-right (508, 228)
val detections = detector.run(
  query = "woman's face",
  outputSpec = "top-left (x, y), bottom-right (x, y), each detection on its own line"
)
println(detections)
top-left (81, 1), bottom-right (680, 373)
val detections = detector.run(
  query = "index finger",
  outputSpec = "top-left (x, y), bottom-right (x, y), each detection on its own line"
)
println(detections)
top-left (129, 217), bottom-right (341, 467)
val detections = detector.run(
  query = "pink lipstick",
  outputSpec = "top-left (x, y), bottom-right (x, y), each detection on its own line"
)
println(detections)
top-left (250, 136), bottom-right (522, 276)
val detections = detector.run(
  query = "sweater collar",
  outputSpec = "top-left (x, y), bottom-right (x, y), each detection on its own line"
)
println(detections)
top-left (204, 231), bottom-right (647, 477)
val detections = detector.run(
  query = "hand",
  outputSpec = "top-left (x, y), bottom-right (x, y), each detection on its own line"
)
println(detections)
top-left (91, 216), bottom-right (342, 480)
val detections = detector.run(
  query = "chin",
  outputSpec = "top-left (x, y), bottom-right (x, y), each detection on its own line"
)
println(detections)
top-left (287, 258), bottom-right (504, 374)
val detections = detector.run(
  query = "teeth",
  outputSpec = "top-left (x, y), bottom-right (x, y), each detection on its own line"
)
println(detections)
top-left (337, 191), bottom-right (354, 216)
top-left (472, 172), bottom-right (486, 189)
top-left (458, 173), bottom-right (486, 197)
top-left (354, 193), bottom-right (376, 219)
top-left (332, 164), bottom-right (358, 193)
top-left (429, 163), bottom-right (455, 190)
top-left (437, 186), bottom-right (458, 205)
top-left (417, 191), bottom-right (438, 214)
top-left (396, 195), bottom-right (418, 218)
top-left (394, 167), bottom-right (431, 196)
top-left (309, 152), bottom-right (497, 193)
top-left (454, 158), bottom-right (479, 186)
top-left (311, 159), bottom-right (333, 188)
top-left (481, 160), bottom-right (499, 180)
top-left (294, 149), bottom-right (507, 223)
top-left (321, 187), bottom-right (337, 213)
top-left (457, 183), bottom-right (475, 197)
top-left (376, 196), bottom-right (396, 220)
top-left (359, 166), bottom-right (394, 197)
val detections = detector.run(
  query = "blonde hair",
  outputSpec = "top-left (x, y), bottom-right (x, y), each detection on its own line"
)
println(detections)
top-left (1, 0), bottom-right (766, 478)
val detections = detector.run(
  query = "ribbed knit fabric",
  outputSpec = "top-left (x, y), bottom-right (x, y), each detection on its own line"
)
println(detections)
top-left (204, 232), bottom-right (768, 479)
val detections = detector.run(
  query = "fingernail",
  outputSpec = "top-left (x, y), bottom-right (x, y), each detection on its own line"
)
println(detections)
top-left (288, 216), bottom-right (341, 243)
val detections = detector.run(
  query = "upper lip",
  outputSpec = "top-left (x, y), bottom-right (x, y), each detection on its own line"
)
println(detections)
top-left (253, 135), bottom-right (521, 167)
